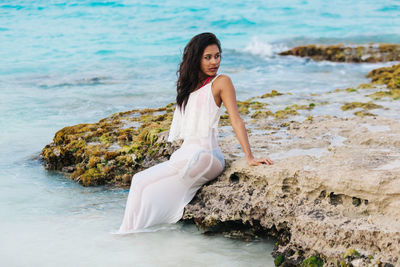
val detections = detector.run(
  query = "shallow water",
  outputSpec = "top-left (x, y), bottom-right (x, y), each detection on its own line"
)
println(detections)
top-left (1, 0), bottom-right (400, 266)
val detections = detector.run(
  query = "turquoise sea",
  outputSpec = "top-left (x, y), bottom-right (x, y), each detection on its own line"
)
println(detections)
top-left (1, 1), bottom-right (399, 266)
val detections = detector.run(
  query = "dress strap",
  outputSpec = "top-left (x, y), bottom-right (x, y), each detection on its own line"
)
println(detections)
top-left (210, 74), bottom-right (220, 84)
top-left (201, 76), bottom-right (211, 87)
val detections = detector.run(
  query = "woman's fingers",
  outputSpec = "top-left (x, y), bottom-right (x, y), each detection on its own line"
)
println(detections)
top-left (247, 157), bottom-right (274, 166)
top-left (260, 157), bottom-right (273, 165)
top-left (265, 157), bottom-right (274, 165)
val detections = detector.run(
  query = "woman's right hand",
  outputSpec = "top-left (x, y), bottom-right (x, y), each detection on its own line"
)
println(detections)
top-left (246, 156), bottom-right (274, 166)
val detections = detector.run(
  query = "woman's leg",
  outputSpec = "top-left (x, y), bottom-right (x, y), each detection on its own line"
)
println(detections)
top-left (118, 144), bottom-right (225, 232)
top-left (182, 150), bottom-right (225, 205)
top-left (119, 158), bottom-right (189, 232)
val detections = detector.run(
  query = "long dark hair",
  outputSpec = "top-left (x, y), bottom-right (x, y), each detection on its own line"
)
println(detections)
top-left (176, 32), bottom-right (221, 111)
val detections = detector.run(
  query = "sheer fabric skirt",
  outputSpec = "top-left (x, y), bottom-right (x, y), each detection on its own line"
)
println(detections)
top-left (118, 136), bottom-right (225, 233)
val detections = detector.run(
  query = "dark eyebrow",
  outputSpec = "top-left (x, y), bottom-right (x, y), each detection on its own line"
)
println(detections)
top-left (204, 52), bottom-right (220, 56)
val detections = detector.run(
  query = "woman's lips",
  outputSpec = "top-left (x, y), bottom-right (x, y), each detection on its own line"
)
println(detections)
top-left (210, 67), bottom-right (218, 72)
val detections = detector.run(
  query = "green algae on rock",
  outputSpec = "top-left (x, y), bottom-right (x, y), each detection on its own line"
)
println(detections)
top-left (273, 103), bottom-right (315, 119)
top-left (339, 248), bottom-right (363, 267)
top-left (301, 255), bottom-right (323, 267)
top-left (279, 44), bottom-right (400, 63)
top-left (219, 114), bottom-right (231, 126)
top-left (340, 100), bottom-right (381, 117)
top-left (368, 89), bottom-right (400, 101)
top-left (342, 248), bottom-right (360, 259)
top-left (274, 254), bottom-right (284, 266)
top-left (367, 63), bottom-right (400, 89)
top-left (237, 101), bottom-right (251, 115)
top-left (340, 102), bottom-right (383, 111)
top-left (274, 107), bottom-right (299, 119)
top-left (332, 63), bottom-right (400, 107)
top-left (261, 90), bottom-right (283, 98)
top-left (249, 100), bottom-right (269, 109)
top-left (365, 63), bottom-right (400, 100)
top-left (353, 110), bottom-right (376, 117)
top-left (40, 104), bottom-right (179, 186)
top-left (251, 110), bottom-right (274, 119)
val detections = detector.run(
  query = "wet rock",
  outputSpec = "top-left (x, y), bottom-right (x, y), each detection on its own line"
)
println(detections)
top-left (279, 44), bottom-right (400, 63)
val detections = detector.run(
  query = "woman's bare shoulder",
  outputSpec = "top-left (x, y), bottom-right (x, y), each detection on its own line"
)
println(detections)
top-left (214, 74), bottom-right (233, 88)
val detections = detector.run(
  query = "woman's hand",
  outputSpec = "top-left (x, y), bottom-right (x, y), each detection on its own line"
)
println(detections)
top-left (246, 156), bottom-right (274, 166)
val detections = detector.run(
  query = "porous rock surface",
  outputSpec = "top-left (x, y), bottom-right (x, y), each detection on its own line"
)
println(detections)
top-left (184, 115), bottom-right (400, 266)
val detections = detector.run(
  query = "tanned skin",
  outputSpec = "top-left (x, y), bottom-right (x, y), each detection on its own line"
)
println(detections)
top-left (197, 44), bottom-right (274, 166)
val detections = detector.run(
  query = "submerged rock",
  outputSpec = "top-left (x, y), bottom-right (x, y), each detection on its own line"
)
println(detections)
top-left (279, 44), bottom-right (400, 63)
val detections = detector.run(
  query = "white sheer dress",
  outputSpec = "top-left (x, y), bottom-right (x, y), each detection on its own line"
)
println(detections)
top-left (119, 75), bottom-right (225, 232)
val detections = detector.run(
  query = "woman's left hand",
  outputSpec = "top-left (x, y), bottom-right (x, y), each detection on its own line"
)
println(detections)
top-left (247, 156), bottom-right (274, 166)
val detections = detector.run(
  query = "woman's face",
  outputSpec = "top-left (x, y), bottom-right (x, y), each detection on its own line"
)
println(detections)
top-left (200, 44), bottom-right (220, 77)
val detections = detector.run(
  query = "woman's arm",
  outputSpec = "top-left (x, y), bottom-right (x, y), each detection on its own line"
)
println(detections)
top-left (214, 75), bottom-right (273, 166)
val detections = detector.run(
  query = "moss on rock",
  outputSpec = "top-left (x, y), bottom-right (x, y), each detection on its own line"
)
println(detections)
top-left (261, 90), bottom-right (283, 98)
top-left (40, 103), bottom-right (180, 187)
top-left (279, 44), bottom-right (400, 63)
top-left (274, 107), bottom-right (299, 119)
top-left (343, 248), bottom-right (360, 259)
top-left (354, 110), bottom-right (376, 117)
top-left (341, 102), bottom-right (383, 111)
top-left (274, 254), bottom-right (284, 266)
top-left (237, 101), bottom-right (250, 115)
top-left (368, 89), bottom-right (400, 100)
top-left (367, 63), bottom-right (400, 90)
top-left (301, 255), bottom-right (324, 267)
top-left (251, 110), bottom-right (274, 119)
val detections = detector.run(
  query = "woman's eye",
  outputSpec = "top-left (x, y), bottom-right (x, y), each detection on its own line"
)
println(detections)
top-left (204, 54), bottom-right (220, 60)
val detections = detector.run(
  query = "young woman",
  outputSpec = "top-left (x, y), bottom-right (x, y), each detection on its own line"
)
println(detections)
top-left (118, 33), bottom-right (273, 233)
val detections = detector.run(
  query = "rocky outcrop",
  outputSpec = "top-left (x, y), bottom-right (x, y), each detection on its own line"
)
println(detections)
top-left (184, 115), bottom-right (400, 266)
top-left (279, 44), bottom-right (400, 63)
top-left (366, 63), bottom-right (400, 102)
top-left (40, 62), bottom-right (400, 265)
top-left (40, 104), bottom-right (181, 186)
top-left (39, 89), bottom-right (301, 186)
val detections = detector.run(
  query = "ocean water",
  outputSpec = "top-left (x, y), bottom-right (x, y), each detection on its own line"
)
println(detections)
top-left (1, 0), bottom-right (399, 266)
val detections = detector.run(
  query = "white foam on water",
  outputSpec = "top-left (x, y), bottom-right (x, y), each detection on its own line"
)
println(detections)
top-left (242, 38), bottom-right (289, 58)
